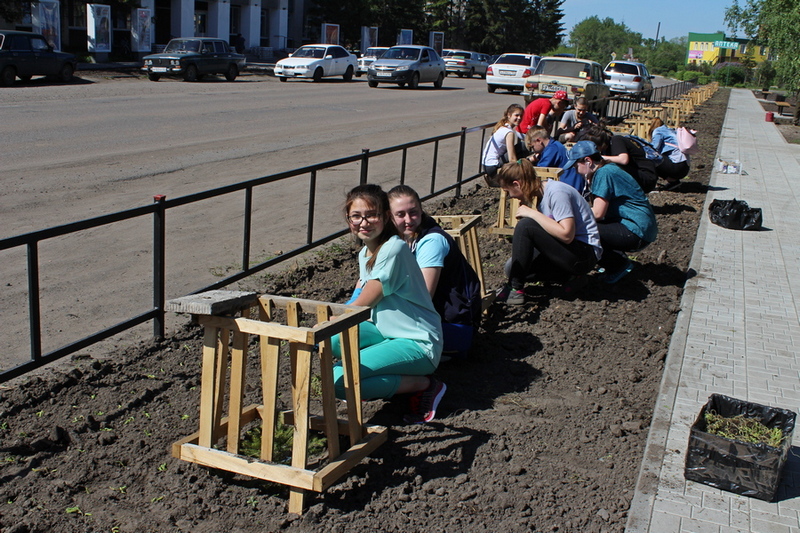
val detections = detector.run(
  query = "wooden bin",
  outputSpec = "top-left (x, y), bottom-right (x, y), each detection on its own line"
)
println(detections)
top-left (167, 291), bottom-right (388, 515)
top-left (432, 214), bottom-right (494, 310)
top-left (490, 166), bottom-right (563, 236)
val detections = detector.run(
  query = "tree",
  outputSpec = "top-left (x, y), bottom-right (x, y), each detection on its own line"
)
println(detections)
top-left (0, 0), bottom-right (25, 23)
top-left (725, 0), bottom-right (800, 92)
top-left (639, 37), bottom-right (688, 74)
top-left (568, 16), bottom-right (641, 65)
top-left (463, 0), bottom-right (565, 54)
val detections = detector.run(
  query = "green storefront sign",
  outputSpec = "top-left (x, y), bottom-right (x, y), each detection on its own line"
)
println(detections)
top-left (714, 41), bottom-right (739, 49)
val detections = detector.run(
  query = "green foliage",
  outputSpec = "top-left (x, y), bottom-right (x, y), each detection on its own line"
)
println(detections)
top-left (240, 417), bottom-right (327, 465)
top-left (726, 0), bottom-right (800, 93)
top-left (713, 62), bottom-right (747, 85)
top-left (0, 0), bottom-right (25, 23)
top-left (754, 60), bottom-right (776, 88)
top-left (639, 37), bottom-right (688, 75)
top-left (309, 0), bottom-right (565, 53)
top-left (698, 75), bottom-right (711, 84)
top-left (568, 16), bottom-right (642, 64)
top-left (704, 411), bottom-right (785, 447)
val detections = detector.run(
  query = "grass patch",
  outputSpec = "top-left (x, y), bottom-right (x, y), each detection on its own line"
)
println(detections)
top-left (704, 411), bottom-right (785, 447)
top-left (240, 415), bottom-right (327, 464)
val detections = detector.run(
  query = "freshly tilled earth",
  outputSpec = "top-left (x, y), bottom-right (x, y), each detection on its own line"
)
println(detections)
top-left (0, 89), bottom-right (729, 533)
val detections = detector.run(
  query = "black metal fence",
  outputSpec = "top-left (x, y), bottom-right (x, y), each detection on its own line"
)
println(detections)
top-left (0, 80), bottom-right (696, 384)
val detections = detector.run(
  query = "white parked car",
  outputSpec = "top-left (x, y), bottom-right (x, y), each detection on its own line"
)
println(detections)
top-left (485, 53), bottom-right (541, 93)
top-left (357, 47), bottom-right (389, 76)
top-left (274, 44), bottom-right (357, 82)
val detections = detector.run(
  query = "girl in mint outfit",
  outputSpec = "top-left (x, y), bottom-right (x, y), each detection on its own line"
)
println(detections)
top-left (334, 184), bottom-right (446, 424)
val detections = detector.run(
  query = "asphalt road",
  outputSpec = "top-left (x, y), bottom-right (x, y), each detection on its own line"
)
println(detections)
top-left (0, 71), bottom-right (508, 371)
top-left (0, 70), bottom-right (677, 373)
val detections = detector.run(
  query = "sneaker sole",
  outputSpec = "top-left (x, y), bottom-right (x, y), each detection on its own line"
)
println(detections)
top-left (422, 382), bottom-right (447, 422)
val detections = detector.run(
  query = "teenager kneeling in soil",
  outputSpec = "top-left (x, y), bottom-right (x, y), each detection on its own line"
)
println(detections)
top-left (482, 103), bottom-right (526, 182)
top-left (388, 185), bottom-right (482, 359)
top-left (564, 141), bottom-right (658, 284)
top-left (648, 117), bottom-right (690, 191)
top-left (495, 158), bottom-right (601, 305)
top-left (335, 184), bottom-right (446, 424)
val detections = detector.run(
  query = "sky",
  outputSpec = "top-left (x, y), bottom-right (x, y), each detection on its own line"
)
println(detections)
top-left (559, 0), bottom-right (734, 42)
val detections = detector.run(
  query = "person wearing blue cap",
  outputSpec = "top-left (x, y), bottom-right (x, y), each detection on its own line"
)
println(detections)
top-left (564, 140), bottom-right (658, 283)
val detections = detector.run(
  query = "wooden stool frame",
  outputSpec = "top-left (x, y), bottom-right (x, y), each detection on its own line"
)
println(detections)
top-left (169, 293), bottom-right (388, 515)
top-left (491, 166), bottom-right (562, 236)
top-left (431, 214), bottom-right (495, 310)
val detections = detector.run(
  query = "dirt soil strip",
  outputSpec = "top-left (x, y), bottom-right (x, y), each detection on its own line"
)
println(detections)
top-left (0, 89), bottom-right (729, 533)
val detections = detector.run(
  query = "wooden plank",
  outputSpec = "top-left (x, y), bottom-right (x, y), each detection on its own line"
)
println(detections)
top-left (198, 326), bottom-right (221, 448)
top-left (316, 305), bottom-right (341, 460)
top-left (174, 403), bottom-right (262, 458)
top-left (340, 325), bottom-right (364, 445)
top-left (177, 444), bottom-right (316, 491)
top-left (285, 302), bottom-right (309, 514)
top-left (315, 426), bottom-right (389, 491)
top-left (198, 314), bottom-right (315, 344)
top-left (211, 328), bottom-right (229, 443)
top-left (227, 327), bottom-right (249, 454)
top-left (261, 294), bottom-right (369, 316)
top-left (259, 305), bottom-right (281, 462)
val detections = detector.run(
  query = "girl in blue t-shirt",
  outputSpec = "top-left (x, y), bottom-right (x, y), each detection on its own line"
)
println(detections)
top-left (495, 158), bottom-right (601, 305)
top-left (336, 184), bottom-right (446, 424)
top-left (387, 185), bottom-right (482, 359)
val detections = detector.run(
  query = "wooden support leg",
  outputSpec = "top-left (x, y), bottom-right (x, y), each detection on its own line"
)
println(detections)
top-left (212, 328), bottom-right (229, 443)
top-left (227, 308), bottom-right (249, 454)
top-left (316, 305), bottom-right (340, 460)
top-left (339, 325), bottom-right (363, 446)
top-left (288, 342), bottom-right (312, 515)
top-left (199, 326), bottom-right (222, 448)
top-left (259, 304), bottom-right (280, 462)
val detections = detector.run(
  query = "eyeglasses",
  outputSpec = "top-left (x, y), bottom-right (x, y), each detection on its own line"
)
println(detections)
top-left (347, 213), bottom-right (381, 225)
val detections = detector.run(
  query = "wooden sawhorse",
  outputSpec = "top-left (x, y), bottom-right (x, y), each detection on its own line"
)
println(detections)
top-left (167, 291), bottom-right (388, 515)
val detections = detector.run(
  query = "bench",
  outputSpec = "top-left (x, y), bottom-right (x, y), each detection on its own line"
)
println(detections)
top-left (775, 101), bottom-right (792, 116)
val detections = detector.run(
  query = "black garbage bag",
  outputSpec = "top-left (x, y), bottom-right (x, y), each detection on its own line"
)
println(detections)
top-left (685, 394), bottom-right (796, 501)
top-left (708, 198), bottom-right (763, 230)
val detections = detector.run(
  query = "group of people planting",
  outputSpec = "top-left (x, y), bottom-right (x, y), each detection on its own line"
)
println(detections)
top-left (335, 97), bottom-right (693, 425)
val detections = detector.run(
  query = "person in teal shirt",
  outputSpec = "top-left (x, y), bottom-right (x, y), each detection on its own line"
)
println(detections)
top-left (564, 141), bottom-right (657, 283)
top-left (334, 184), bottom-right (446, 424)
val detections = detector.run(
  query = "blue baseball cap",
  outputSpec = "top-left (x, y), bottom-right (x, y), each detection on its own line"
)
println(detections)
top-left (563, 140), bottom-right (599, 169)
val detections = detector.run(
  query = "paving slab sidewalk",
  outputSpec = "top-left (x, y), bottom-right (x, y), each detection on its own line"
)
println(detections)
top-left (627, 88), bottom-right (800, 532)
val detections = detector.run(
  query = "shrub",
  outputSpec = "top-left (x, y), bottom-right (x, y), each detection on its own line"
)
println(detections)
top-left (713, 62), bottom-right (747, 85)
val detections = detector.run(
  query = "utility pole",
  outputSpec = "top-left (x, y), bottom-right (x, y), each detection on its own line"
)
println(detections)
top-left (654, 22), bottom-right (660, 48)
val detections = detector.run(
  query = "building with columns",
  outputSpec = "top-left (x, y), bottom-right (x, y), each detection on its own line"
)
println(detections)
top-left (3, 0), bottom-right (304, 57)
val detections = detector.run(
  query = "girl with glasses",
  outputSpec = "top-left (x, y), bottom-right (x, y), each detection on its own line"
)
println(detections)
top-left (335, 184), bottom-right (446, 424)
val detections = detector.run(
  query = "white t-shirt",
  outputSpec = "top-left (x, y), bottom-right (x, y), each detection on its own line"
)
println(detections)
top-left (482, 125), bottom-right (522, 167)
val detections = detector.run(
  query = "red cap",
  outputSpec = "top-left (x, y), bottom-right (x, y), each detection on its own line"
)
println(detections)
top-left (553, 90), bottom-right (568, 100)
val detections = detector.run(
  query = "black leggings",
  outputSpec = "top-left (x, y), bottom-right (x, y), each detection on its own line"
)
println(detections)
top-left (509, 217), bottom-right (598, 289)
top-left (656, 157), bottom-right (690, 182)
top-left (597, 221), bottom-right (649, 271)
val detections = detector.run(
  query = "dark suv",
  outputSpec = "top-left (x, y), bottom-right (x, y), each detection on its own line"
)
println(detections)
top-left (0, 30), bottom-right (77, 86)
top-left (141, 38), bottom-right (246, 82)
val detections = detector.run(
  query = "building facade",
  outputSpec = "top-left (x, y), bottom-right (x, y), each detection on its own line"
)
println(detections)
top-left (2, 0), bottom-right (309, 57)
top-left (686, 31), bottom-right (772, 66)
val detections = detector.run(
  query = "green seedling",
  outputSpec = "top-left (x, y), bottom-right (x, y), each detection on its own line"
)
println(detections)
top-left (144, 430), bottom-right (152, 437)
top-left (0, 422), bottom-right (8, 430)
top-left (158, 463), bottom-right (167, 472)
top-left (36, 410), bottom-right (44, 417)
top-left (151, 496), bottom-right (164, 503)
top-left (146, 374), bottom-right (156, 379)
top-left (704, 411), bottom-right (785, 446)
top-left (247, 496), bottom-right (258, 509)
top-left (180, 414), bottom-right (190, 420)
top-left (111, 486), bottom-right (127, 494)
top-left (95, 411), bottom-right (105, 416)
top-left (239, 416), bottom-right (326, 465)
top-left (123, 417), bottom-right (135, 425)
top-left (66, 506), bottom-right (91, 516)
top-left (310, 374), bottom-right (323, 397)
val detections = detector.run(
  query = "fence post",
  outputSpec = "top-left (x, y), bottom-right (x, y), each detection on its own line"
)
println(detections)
top-left (153, 195), bottom-right (166, 340)
top-left (243, 186), bottom-right (253, 270)
top-left (307, 170), bottom-right (317, 245)
top-left (360, 149), bottom-right (369, 185)
top-left (27, 242), bottom-right (42, 362)
top-left (455, 127), bottom-right (466, 197)
top-left (430, 140), bottom-right (439, 195)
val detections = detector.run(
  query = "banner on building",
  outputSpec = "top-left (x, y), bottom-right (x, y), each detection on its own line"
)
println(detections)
top-left (429, 31), bottom-right (444, 55)
top-left (31, 1), bottom-right (61, 50)
top-left (397, 29), bottom-right (413, 45)
top-left (322, 23), bottom-right (340, 45)
top-left (133, 9), bottom-right (153, 53)
top-left (361, 26), bottom-right (378, 51)
top-left (87, 4), bottom-right (112, 53)
top-left (688, 51), bottom-right (703, 59)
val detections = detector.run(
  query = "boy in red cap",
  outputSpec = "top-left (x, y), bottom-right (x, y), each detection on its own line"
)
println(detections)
top-left (518, 90), bottom-right (570, 135)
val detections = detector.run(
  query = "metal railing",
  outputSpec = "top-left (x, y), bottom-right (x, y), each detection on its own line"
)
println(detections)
top-left (0, 124), bottom-right (493, 384)
top-left (0, 79), bottom-right (698, 384)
